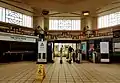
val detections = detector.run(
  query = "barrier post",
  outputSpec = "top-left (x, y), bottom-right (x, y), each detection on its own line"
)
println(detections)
top-left (92, 52), bottom-right (96, 63)
top-left (60, 53), bottom-right (62, 64)
top-left (77, 50), bottom-right (82, 63)
top-left (68, 52), bottom-right (72, 64)
top-left (60, 46), bottom-right (63, 64)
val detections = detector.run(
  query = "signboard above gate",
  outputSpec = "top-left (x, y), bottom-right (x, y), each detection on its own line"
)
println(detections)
top-left (0, 32), bottom-right (38, 43)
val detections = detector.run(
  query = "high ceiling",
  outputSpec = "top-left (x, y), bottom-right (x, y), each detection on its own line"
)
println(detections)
top-left (5, 0), bottom-right (115, 16)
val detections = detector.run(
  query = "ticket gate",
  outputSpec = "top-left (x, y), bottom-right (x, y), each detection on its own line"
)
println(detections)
top-left (60, 53), bottom-right (63, 64)
top-left (76, 52), bottom-right (82, 63)
top-left (47, 42), bottom-right (54, 63)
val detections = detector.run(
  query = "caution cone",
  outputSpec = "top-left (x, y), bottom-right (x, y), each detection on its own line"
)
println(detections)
top-left (36, 64), bottom-right (46, 82)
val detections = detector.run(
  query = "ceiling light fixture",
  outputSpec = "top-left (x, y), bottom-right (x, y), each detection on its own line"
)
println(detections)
top-left (82, 11), bottom-right (90, 16)
top-left (42, 9), bottom-right (49, 15)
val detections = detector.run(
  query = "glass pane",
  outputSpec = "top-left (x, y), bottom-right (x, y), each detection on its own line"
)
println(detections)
top-left (76, 20), bottom-right (80, 30)
top-left (0, 7), bottom-right (2, 21)
top-left (117, 12), bottom-right (120, 24)
top-left (98, 12), bottom-right (119, 28)
top-left (2, 8), bottom-right (5, 22)
top-left (49, 20), bottom-right (51, 30)
top-left (0, 7), bottom-right (5, 22)
top-left (5, 9), bottom-right (22, 25)
top-left (49, 19), bottom-right (81, 30)
top-left (104, 15), bottom-right (108, 27)
top-left (98, 17), bottom-right (101, 28)
top-left (0, 7), bottom-right (33, 28)
top-left (101, 16), bottom-right (104, 28)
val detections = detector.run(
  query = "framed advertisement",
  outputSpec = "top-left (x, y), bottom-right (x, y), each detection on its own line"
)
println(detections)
top-left (100, 42), bottom-right (109, 53)
top-left (38, 41), bottom-right (47, 53)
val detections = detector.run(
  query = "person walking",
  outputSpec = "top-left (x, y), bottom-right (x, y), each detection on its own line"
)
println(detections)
top-left (72, 50), bottom-right (76, 62)
top-left (68, 46), bottom-right (73, 64)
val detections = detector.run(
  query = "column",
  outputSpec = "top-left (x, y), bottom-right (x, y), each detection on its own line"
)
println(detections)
top-left (81, 16), bottom-right (97, 30)
top-left (33, 16), bottom-right (44, 29)
top-left (44, 17), bottom-right (49, 30)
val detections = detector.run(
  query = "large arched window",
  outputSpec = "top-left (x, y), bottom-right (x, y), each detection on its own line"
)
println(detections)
top-left (98, 12), bottom-right (120, 28)
top-left (0, 7), bottom-right (33, 28)
top-left (49, 17), bottom-right (81, 30)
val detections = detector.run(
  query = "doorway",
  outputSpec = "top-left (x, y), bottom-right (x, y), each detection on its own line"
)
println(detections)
top-left (54, 43), bottom-right (76, 57)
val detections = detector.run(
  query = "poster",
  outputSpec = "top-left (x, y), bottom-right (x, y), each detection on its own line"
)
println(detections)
top-left (81, 42), bottom-right (87, 54)
top-left (89, 44), bottom-right (94, 51)
top-left (100, 42), bottom-right (109, 53)
top-left (114, 43), bottom-right (120, 52)
top-left (38, 41), bottom-right (47, 53)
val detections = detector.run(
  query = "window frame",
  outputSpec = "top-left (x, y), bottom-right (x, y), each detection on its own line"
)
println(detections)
top-left (98, 11), bottom-right (120, 28)
top-left (49, 19), bottom-right (81, 30)
top-left (0, 6), bottom-right (33, 28)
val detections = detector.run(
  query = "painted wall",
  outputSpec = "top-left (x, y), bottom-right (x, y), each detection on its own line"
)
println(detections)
top-left (92, 17), bottom-right (97, 29)
top-left (86, 17), bottom-right (92, 30)
top-left (44, 17), bottom-right (49, 30)
top-left (81, 17), bottom-right (86, 30)
top-left (81, 16), bottom-right (97, 30)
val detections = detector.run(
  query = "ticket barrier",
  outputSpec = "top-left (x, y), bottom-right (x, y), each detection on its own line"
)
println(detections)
top-left (76, 52), bottom-right (82, 63)
top-left (47, 42), bottom-right (54, 63)
top-left (68, 52), bottom-right (72, 64)
top-left (60, 53), bottom-right (63, 64)
top-left (92, 51), bottom-right (100, 63)
top-left (92, 52), bottom-right (96, 63)
top-left (76, 50), bottom-right (82, 64)
top-left (66, 53), bottom-right (69, 62)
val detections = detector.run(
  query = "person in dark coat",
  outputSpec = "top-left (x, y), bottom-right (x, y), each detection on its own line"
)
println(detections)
top-left (72, 49), bottom-right (76, 62)
top-left (68, 46), bottom-right (73, 53)
top-left (68, 46), bottom-right (73, 63)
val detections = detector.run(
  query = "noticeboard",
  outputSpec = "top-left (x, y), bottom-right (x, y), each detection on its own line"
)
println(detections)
top-left (38, 41), bottom-right (47, 53)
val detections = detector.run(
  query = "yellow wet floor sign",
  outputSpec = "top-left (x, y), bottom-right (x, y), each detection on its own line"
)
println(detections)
top-left (36, 64), bottom-right (45, 81)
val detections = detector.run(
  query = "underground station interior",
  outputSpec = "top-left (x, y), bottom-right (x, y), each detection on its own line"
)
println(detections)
top-left (1, 0), bottom-right (120, 83)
